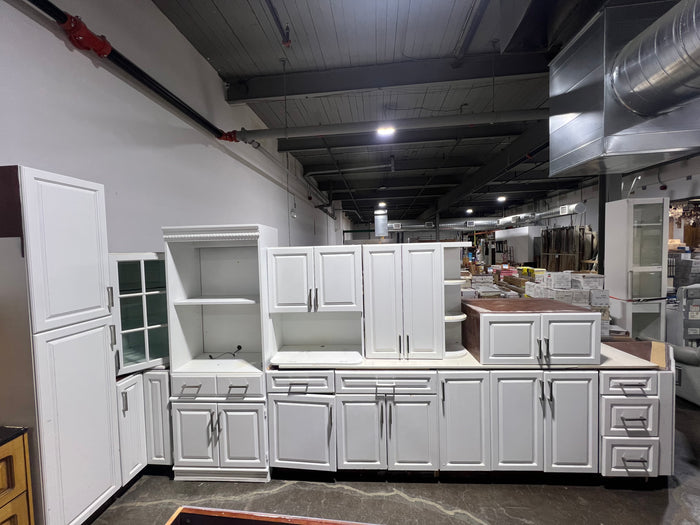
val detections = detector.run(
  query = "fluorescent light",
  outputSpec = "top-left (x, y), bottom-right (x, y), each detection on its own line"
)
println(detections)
top-left (374, 209), bottom-right (387, 215)
top-left (378, 201), bottom-right (387, 208)
top-left (466, 208), bottom-right (473, 214)
top-left (377, 126), bottom-right (395, 136)
top-left (497, 196), bottom-right (507, 203)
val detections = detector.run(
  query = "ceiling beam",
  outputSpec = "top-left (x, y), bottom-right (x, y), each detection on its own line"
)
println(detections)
top-left (279, 123), bottom-right (526, 152)
top-left (306, 157), bottom-right (484, 177)
top-left (418, 120), bottom-right (550, 220)
top-left (319, 175), bottom-right (461, 192)
top-left (475, 181), bottom-right (581, 194)
top-left (226, 52), bottom-right (549, 103)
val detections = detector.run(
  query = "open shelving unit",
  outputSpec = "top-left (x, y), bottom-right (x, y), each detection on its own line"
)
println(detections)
top-left (443, 242), bottom-right (471, 357)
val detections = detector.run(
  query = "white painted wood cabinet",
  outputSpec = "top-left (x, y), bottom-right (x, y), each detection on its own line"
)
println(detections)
top-left (143, 370), bottom-right (172, 465)
top-left (116, 374), bottom-right (147, 484)
top-left (268, 246), bottom-right (362, 313)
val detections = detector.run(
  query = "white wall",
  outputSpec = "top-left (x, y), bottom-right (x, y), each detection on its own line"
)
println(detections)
top-left (0, 0), bottom-right (346, 251)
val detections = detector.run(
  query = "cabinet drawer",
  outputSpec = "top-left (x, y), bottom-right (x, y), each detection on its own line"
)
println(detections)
top-left (601, 437), bottom-right (659, 477)
top-left (335, 371), bottom-right (437, 394)
top-left (216, 374), bottom-right (264, 399)
top-left (602, 397), bottom-right (659, 437)
top-left (600, 371), bottom-right (658, 396)
top-left (267, 370), bottom-right (335, 393)
top-left (0, 492), bottom-right (30, 525)
top-left (171, 374), bottom-right (217, 398)
top-left (0, 435), bottom-right (27, 509)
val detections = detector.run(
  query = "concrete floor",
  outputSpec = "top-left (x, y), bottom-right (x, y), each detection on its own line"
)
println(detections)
top-left (93, 398), bottom-right (700, 525)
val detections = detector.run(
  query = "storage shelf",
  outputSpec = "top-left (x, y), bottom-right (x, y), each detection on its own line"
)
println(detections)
top-left (174, 295), bottom-right (259, 306)
top-left (444, 313), bottom-right (467, 323)
top-left (444, 279), bottom-right (466, 286)
top-left (272, 347), bottom-right (363, 366)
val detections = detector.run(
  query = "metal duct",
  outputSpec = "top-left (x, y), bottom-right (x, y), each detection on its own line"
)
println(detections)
top-left (533, 202), bottom-right (586, 220)
top-left (612, 0), bottom-right (700, 116)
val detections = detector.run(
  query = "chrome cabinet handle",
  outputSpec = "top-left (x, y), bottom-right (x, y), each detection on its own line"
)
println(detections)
top-left (107, 286), bottom-right (114, 310)
top-left (537, 338), bottom-right (542, 360)
top-left (328, 407), bottom-right (333, 440)
top-left (547, 379), bottom-right (553, 401)
top-left (109, 325), bottom-right (117, 346)
top-left (617, 382), bottom-right (647, 389)
top-left (121, 391), bottom-right (128, 412)
top-left (398, 335), bottom-right (402, 358)
top-left (621, 457), bottom-right (647, 464)
top-left (209, 411), bottom-right (216, 441)
top-left (406, 335), bottom-right (410, 356)
top-left (621, 416), bottom-right (647, 423)
top-left (380, 402), bottom-right (384, 436)
top-left (307, 289), bottom-right (312, 312)
top-left (314, 288), bottom-right (319, 312)
top-left (388, 401), bottom-right (393, 439)
top-left (538, 379), bottom-right (545, 401)
top-left (544, 338), bottom-right (551, 359)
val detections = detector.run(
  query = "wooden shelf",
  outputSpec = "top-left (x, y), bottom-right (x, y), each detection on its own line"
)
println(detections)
top-left (445, 313), bottom-right (467, 323)
top-left (174, 295), bottom-right (259, 306)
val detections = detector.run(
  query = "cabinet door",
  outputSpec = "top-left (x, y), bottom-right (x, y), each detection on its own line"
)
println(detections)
top-left (481, 313), bottom-right (541, 365)
top-left (491, 371), bottom-right (544, 470)
top-left (143, 370), bottom-right (172, 465)
top-left (542, 313), bottom-right (600, 365)
top-left (544, 372), bottom-right (598, 473)
top-left (362, 245), bottom-right (403, 359)
top-left (388, 395), bottom-right (439, 470)
top-left (336, 395), bottom-right (386, 469)
top-left (267, 247), bottom-right (314, 312)
top-left (315, 246), bottom-right (362, 312)
top-left (116, 374), bottom-right (147, 484)
top-left (33, 318), bottom-right (120, 525)
top-left (20, 167), bottom-right (110, 332)
top-left (218, 402), bottom-right (267, 469)
top-left (401, 244), bottom-right (444, 359)
top-left (439, 372), bottom-right (490, 470)
top-left (268, 394), bottom-right (336, 471)
top-left (172, 402), bottom-right (218, 468)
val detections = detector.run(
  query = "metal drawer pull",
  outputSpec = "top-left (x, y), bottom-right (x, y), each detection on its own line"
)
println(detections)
top-left (621, 457), bottom-right (648, 464)
top-left (121, 391), bottom-right (128, 412)
top-left (226, 384), bottom-right (249, 396)
top-left (617, 382), bottom-right (647, 388)
top-left (181, 384), bottom-right (202, 395)
top-left (287, 382), bottom-right (309, 393)
top-left (621, 416), bottom-right (647, 423)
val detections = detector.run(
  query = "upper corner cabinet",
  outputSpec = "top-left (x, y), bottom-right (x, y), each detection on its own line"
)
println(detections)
top-left (1, 165), bottom-right (111, 332)
top-left (267, 246), bottom-right (362, 313)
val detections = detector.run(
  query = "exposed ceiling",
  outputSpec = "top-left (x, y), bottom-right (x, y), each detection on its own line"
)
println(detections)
top-left (152, 0), bottom-right (632, 223)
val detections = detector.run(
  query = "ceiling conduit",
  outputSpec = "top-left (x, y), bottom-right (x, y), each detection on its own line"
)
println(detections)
top-left (612, 0), bottom-right (700, 116)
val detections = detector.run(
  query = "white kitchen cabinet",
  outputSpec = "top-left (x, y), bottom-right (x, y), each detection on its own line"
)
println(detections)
top-left (116, 374), bottom-right (147, 484)
top-left (143, 370), bottom-right (172, 465)
top-left (218, 403), bottom-right (267, 469)
top-left (268, 394), bottom-right (336, 471)
top-left (172, 402), bottom-right (218, 468)
top-left (541, 313), bottom-right (600, 365)
top-left (336, 395), bottom-right (386, 469)
top-left (362, 244), bottom-right (444, 359)
top-left (481, 313), bottom-right (541, 365)
top-left (268, 246), bottom-right (362, 313)
top-left (387, 395), bottom-right (439, 470)
top-left (438, 372), bottom-right (490, 470)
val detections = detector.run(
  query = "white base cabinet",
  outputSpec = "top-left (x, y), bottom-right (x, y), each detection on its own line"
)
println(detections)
top-left (116, 374), bottom-right (147, 484)
top-left (143, 370), bottom-right (172, 465)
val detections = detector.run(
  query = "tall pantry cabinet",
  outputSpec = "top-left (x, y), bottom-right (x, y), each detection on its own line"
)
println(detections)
top-left (0, 166), bottom-right (120, 525)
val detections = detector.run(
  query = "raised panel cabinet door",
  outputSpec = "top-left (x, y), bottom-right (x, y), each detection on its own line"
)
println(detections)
top-left (438, 371), bottom-right (491, 470)
top-left (218, 402), bottom-right (267, 469)
top-left (315, 246), bottom-right (362, 312)
top-left (388, 395), bottom-right (439, 470)
top-left (544, 372), bottom-right (598, 473)
top-left (267, 247), bottom-right (314, 312)
top-left (268, 394), bottom-right (336, 471)
top-left (336, 395), bottom-right (386, 469)
top-left (362, 245), bottom-right (403, 359)
top-left (33, 317), bottom-right (120, 525)
top-left (116, 374), bottom-right (148, 484)
top-left (401, 244), bottom-right (444, 359)
top-left (491, 371), bottom-right (544, 471)
top-left (481, 313), bottom-right (541, 365)
top-left (541, 313), bottom-right (600, 365)
top-left (143, 370), bottom-right (172, 465)
top-left (20, 167), bottom-right (110, 332)
top-left (172, 402), bottom-right (218, 468)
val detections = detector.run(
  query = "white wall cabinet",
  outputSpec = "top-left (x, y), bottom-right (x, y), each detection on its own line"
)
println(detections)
top-left (438, 371), bottom-right (490, 470)
top-left (363, 244), bottom-right (444, 359)
top-left (143, 370), bottom-right (172, 465)
top-left (116, 374), bottom-right (147, 484)
top-left (268, 246), bottom-right (362, 313)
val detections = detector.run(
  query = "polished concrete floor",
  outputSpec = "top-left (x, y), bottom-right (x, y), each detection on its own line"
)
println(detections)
top-left (93, 398), bottom-right (700, 525)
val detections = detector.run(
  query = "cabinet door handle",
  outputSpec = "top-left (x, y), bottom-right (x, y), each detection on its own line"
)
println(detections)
top-left (406, 335), bottom-right (410, 356)
top-left (388, 401), bottom-right (393, 439)
top-left (380, 402), bottom-right (384, 436)
top-left (107, 286), bottom-right (114, 310)
top-left (209, 411), bottom-right (216, 442)
top-left (307, 289), bottom-right (312, 312)
top-left (538, 379), bottom-right (545, 401)
top-left (109, 325), bottom-right (117, 347)
top-left (621, 416), bottom-right (647, 423)
top-left (328, 407), bottom-right (333, 440)
top-left (217, 411), bottom-right (222, 436)
top-left (314, 288), bottom-right (319, 312)
top-left (441, 381), bottom-right (446, 414)
top-left (537, 338), bottom-right (542, 360)
top-left (621, 456), bottom-right (647, 465)
top-left (398, 335), bottom-right (402, 358)
top-left (544, 338), bottom-right (551, 359)
top-left (121, 391), bottom-right (128, 412)
top-left (547, 379), bottom-right (553, 402)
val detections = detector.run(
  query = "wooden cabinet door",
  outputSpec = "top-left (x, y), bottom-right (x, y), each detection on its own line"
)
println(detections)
top-left (172, 402), bottom-right (218, 468)
top-left (116, 374), bottom-right (147, 484)
top-left (541, 313), bottom-right (600, 365)
top-left (362, 245), bottom-right (403, 359)
top-left (401, 244), bottom-right (444, 359)
top-left (315, 246), bottom-right (362, 312)
top-left (20, 167), bottom-right (110, 332)
top-left (33, 317), bottom-right (120, 525)
top-left (336, 395), bottom-right (386, 469)
top-left (387, 395), bottom-right (439, 470)
top-left (481, 313), bottom-right (541, 365)
top-left (267, 247), bottom-right (314, 312)
top-left (218, 402), bottom-right (267, 469)
top-left (268, 394), bottom-right (336, 471)
top-left (439, 371), bottom-right (491, 470)
top-left (544, 371), bottom-right (598, 473)
top-left (143, 370), bottom-right (172, 465)
top-left (491, 371), bottom-right (544, 471)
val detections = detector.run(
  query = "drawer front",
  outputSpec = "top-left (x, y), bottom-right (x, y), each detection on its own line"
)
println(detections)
top-left (216, 374), bottom-right (264, 399)
top-left (335, 371), bottom-right (437, 394)
top-left (601, 437), bottom-right (659, 477)
top-left (0, 436), bottom-right (27, 509)
top-left (267, 370), bottom-right (335, 393)
top-left (602, 397), bottom-right (659, 437)
top-left (0, 492), bottom-right (30, 525)
top-left (600, 371), bottom-right (658, 396)
top-left (171, 374), bottom-right (217, 398)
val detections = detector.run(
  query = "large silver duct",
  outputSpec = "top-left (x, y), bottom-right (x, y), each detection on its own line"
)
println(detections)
top-left (612, 0), bottom-right (700, 116)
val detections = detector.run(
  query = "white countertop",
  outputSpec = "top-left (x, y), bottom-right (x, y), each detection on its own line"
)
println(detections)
top-left (173, 358), bottom-right (262, 375)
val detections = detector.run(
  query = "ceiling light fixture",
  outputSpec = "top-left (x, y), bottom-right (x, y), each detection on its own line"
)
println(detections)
top-left (378, 201), bottom-right (387, 208)
top-left (466, 208), bottom-right (474, 214)
top-left (377, 126), bottom-right (395, 136)
top-left (497, 196), bottom-right (507, 203)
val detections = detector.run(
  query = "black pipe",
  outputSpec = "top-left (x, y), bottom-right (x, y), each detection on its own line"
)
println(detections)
top-left (25, 0), bottom-right (226, 140)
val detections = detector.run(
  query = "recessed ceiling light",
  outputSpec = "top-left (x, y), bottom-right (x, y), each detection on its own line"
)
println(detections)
top-left (378, 201), bottom-right (387, 208)
top-left (377, 126), bottom-right (395, 136)
top-left (466, 208), bottom-right (474, 214)
top-left (497, 196), bottom-right (507, 202)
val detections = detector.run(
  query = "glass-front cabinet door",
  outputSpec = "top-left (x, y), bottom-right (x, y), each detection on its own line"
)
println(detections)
top-left (110, 253), bottom-right (169, 374)
top-left (628, 199), bottom-right (668, 299)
